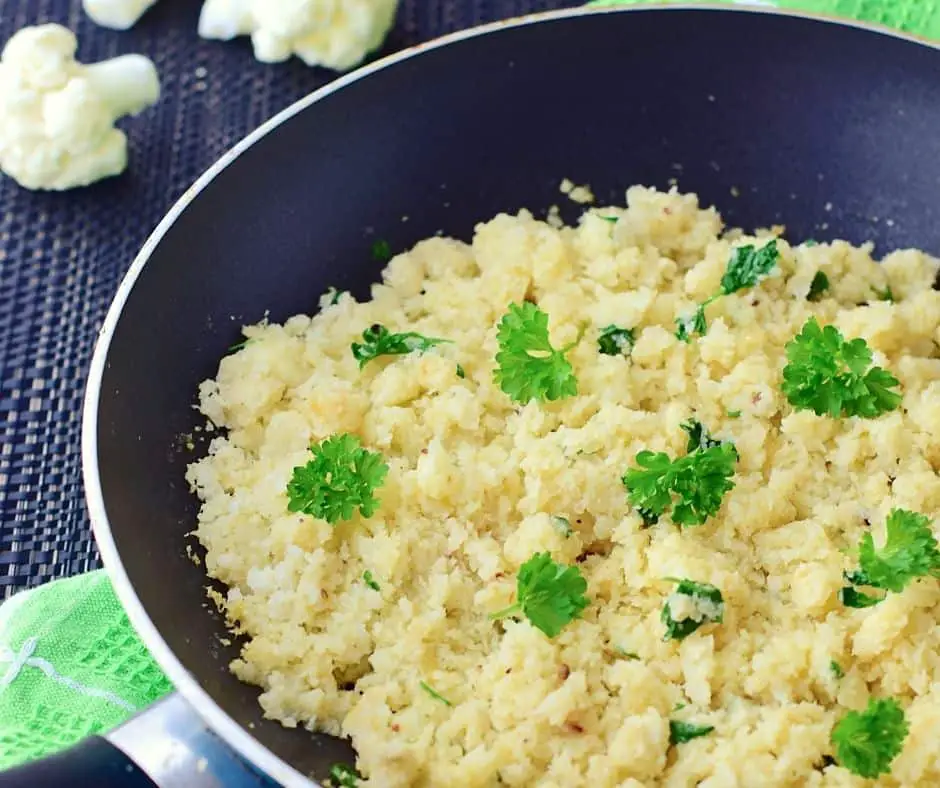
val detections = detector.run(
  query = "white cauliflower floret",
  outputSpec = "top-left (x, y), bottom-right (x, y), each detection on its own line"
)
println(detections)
top-left (198, 0), bottom-right (398, 71)
top-left (83, 0), bottom-right (160, 30)
top-left (0, 24), bottom-right (160, 191)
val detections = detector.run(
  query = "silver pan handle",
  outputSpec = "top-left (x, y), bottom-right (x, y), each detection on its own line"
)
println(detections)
top-left (108, 692), bottom-right (280, 787)
top-left (0, 692), bottom-right (280, 788)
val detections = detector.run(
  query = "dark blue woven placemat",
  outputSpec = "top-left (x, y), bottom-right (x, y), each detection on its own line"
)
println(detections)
top-left (0, 0), bottom-right (582, 598)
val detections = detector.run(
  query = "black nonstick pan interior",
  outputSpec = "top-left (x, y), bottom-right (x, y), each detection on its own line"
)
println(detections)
top-left (90, 7), bottom-right (940, 781)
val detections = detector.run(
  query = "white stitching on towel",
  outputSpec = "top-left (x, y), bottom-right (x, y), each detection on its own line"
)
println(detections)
top-left (0, 637), bottom-right (36, 689)
top-left (0, 638), bottom-right (136, 711)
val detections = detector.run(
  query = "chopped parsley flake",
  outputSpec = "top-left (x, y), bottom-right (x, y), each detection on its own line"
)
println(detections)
top-left (874, 286), bottom-right (895, 303)
top-left (551, 515), bottom-right (573, 538)
top-left (807, 271), bottom-right (830, 301)
top-left (371, 239), bottom-right (392, 262)
top-left (329, 763), bottom-right (361, 787)
top-left (680, 419), bottom-right (723, 452)
top-left (612, 646), bottom-right (640, 660)
top-left (420, 681), bottom-right (452, 706)
top-left (720, 239), bottom-right (781, 296)
top-left (323, 286), bottom-right (347, 306)
top-left (669, 720), bottom-right (715, 745)
top-left (675, 303), bottom-right (709, 343)
top-left (661, 579), bottom-right (724, 640)
top-left (839, 586), bottom-right (885, 609)
top-left (597, 325), bottom-right (635, 356)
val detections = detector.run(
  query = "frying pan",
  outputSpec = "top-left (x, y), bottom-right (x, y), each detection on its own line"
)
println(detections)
top-left (2, 5), bottom-right (939, 787)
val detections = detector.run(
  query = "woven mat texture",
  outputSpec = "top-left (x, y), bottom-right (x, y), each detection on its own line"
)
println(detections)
top-left (0, 0), bottom-right (582, 599)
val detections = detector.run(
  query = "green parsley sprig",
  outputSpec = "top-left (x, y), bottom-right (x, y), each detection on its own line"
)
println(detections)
top-left (351, 324), bottom-right (451, 369)
top-left (676, 240), bottom-right (780, 341)
top-left (597, 325), bottom-right (635, 357)
top-left (286, 434), bottom-right (388, 524)
top-left (493, 303), bottom-right (580, 403)
top-left (831, 698), bottom-right (908, 779)
top-left (661, 579), bottom-right (725, 640)
top-left (840, 509), bottom-right (940, 607)
top-left (781, 318), bottom-right (901, 418)
top-left (623, 424), bottom-right (737, 527)
top-left (490, 552), bottom-right (589, 638)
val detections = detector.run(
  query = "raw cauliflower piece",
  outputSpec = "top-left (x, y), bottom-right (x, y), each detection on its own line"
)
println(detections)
top-left (83, 0), bottom-right (159, 30)
top-left (0, 24), bottom-right (160, 191)
top-left (198, 0), bottom-right (398, 71)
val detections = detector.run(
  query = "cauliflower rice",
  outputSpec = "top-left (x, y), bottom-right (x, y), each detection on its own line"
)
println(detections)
top-left (186, 186), bottom-right (940, 787)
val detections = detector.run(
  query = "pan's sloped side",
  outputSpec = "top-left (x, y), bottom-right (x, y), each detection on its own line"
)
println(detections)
top-left (85, 6), bottom-right (940, 783)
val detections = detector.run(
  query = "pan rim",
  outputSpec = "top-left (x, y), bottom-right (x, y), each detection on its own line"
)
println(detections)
top-left (80, 4), bottom-right (939, 785)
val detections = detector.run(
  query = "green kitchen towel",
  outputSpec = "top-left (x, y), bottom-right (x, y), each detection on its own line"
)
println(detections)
top-left (591, 0), bottom-right (940, 38)
top-left (2, 0), bottom-right (939, 773)
top-left (0, 571), bottom-right (172, 769)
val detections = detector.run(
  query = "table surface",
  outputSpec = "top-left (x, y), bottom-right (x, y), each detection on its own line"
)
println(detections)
top-left (0, 0), bottom-right (584, 599)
